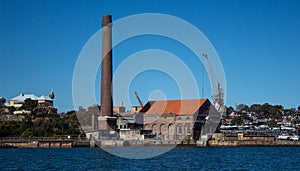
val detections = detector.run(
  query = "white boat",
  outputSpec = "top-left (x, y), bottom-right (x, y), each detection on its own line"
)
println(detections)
top-left (220, 125), bottom-right (238, 130)
top-left (277, 134), bottom-right (290, 140)
top-left (280, 126), bottom-right (295, 131)
top-left (290, 135), bottom-right (299, 141)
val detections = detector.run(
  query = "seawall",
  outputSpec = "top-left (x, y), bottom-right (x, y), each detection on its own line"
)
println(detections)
top-left (2, 138), bottom-right (300, 148)
top-left (0, 138), bottom-right (88, 148)
top-left (208, 140), bottom-right (300, 146)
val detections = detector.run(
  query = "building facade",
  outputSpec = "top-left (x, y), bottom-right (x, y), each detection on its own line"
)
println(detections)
top-left (137, 99), bottom-right (219, 141)
top-left (9, 93), bottom-right (54, 108)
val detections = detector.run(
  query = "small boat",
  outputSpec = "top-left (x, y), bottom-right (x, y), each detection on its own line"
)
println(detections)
top-left (290, 135), bottom-right (299, 141)
top-left (277, 134), bottom-right (290, 140)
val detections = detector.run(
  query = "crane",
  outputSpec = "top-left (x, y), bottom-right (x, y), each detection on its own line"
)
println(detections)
top-left (134, 91), bottom-right (143, 107)
top-left (202, 53), bottom-right (224, 112)
top-left (201, 53), bottom-right (224, 138)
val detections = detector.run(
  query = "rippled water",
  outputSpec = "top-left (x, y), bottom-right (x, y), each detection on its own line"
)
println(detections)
top-left (1, 146), bottom-right (300, 170)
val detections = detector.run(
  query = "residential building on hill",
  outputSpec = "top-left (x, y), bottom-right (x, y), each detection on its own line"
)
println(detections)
top-left (9, 92), bottom-right (54, 109)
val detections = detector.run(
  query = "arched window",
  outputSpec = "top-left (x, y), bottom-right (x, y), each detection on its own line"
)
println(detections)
top-left (186, 117), bottom-right (190, 121)
top-left (178, 125), bottom-right (182, 135)
top-left (160, 124), bottom-right (167, 134)
top-left (177, 117), bottom-right (182, 121)
top-left (186, 125), bottom-right (191, 135)
top-left (152, 124), bottom-right (158, 133)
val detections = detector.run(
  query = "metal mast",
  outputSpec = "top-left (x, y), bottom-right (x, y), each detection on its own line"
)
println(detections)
top-left (134, 91), bottom-right (143, 107)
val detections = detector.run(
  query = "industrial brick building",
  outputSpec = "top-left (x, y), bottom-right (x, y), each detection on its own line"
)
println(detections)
top-left (136, 99), bottom-right (219, 141)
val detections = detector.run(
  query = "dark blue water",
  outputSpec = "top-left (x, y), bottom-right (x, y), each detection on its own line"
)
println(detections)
top-left (1, 147), bottom-right (300, 170)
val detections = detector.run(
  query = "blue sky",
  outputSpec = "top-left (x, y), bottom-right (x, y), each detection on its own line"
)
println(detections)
top-left (1, 0), bottom-right (300, 112)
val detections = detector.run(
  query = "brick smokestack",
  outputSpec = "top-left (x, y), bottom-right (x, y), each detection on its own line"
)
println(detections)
top-left (100, 15), bottom-right (113, 118)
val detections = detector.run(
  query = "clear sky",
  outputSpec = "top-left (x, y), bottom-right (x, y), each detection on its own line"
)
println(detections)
top-left (1, 0), bottom-right (300, 112)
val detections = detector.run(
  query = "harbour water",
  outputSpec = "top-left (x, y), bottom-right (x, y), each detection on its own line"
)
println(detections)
top-left (1, 146), bottom-right (300, 170)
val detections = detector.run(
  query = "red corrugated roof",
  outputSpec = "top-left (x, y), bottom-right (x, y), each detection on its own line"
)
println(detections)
top-left (145, 99), bottom-right (208, 115)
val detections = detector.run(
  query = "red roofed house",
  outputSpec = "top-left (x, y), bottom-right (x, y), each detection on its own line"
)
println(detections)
top-left (136, 99), bottom-right (219, 141)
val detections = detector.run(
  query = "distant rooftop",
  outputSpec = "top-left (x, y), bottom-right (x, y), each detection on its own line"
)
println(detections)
top-left (11, 93), bottom-right (53, 102)
top-left (38, 95), bottom-right (53, 101)
top-left (144, 99), bottom-right (208, 115)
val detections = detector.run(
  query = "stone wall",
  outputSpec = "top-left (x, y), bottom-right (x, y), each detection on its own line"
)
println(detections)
top-left (1, 141), bottom-right (73, 148)
top-left (143, 114), bottom-right (195, 141)
top-left (208, 139), bottom-right (300, 146)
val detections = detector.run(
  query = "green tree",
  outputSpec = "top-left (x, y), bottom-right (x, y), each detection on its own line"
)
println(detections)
top-left (250, 104), bottom-right (262, 114)
top-left (226, 106), bottom-right (234, 115)
top-left (21, 98), bottom-right (38, 112)
top-left (8, 106), bottom-right (16, 114)
top-left (21, 128), bottom-right (33, 137)
top-left (236, 104), bottom-right (249, 112)
top-left (0, 121), bottom-right (24, 137)
top-left (231, 116), bottom-right (243, 125)
top-left (268, 119), bottom-right (277, 127)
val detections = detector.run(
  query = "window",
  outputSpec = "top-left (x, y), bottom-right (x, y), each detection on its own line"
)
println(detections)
top-left (177, 117), bottom-right (182, 121)
top-left (178, 125), bottom-right (182, 135)
top-left (186, 126), bottom-right (191, 135)
top-left (186, 117), bottom-right (190, 121)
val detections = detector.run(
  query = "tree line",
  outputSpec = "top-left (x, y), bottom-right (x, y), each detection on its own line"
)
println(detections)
top-left (0, 99), bottom-right (83, 138)
top-left (226, 103), bottom-right (300, 126)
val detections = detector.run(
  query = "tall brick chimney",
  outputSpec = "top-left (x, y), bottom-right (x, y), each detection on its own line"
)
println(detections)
top-left (101, 15), bottom-right (113, 118)
top-left (98, 15), bottom-right (116, 132)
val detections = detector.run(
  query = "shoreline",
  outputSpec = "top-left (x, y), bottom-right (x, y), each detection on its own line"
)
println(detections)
top-left (1, 138), bottom-right (300, 148)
